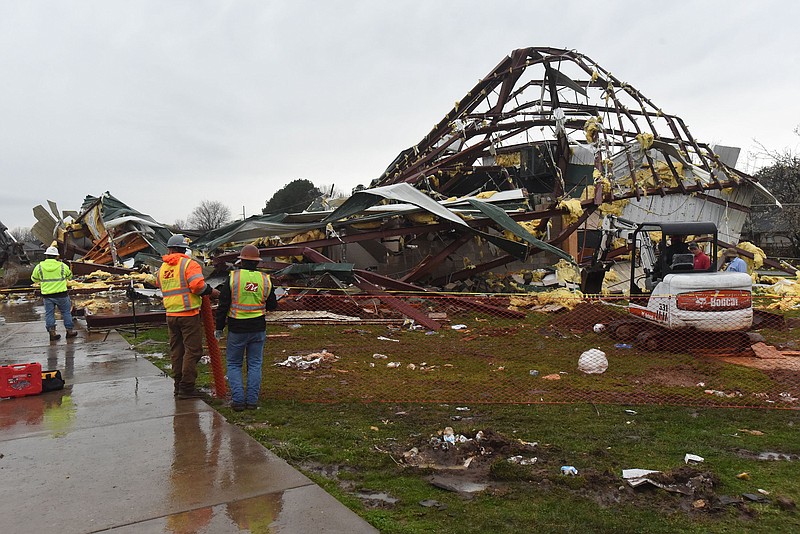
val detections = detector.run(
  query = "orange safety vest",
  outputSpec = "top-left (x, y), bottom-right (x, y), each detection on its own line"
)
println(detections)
top-left (158, 256), bottom-right (203, 315)
top-left (228, 269), bottom-right (272, 319)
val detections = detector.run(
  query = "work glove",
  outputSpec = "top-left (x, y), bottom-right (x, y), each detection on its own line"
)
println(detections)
top-left (214, 330), bottom-right (223, 340)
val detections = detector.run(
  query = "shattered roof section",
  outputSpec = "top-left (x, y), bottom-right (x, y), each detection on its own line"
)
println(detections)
top-left (195, 184), bottom-right (534, 258)
top-left (373, 47), bottom-right (757, 200)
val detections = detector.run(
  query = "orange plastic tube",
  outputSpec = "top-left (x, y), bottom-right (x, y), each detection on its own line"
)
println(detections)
top-left (201, 295), bottom-right (226, 398)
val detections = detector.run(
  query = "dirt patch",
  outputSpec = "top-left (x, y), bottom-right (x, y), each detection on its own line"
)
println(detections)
top-left (548, 302), bottom-right (627, 333)
top-left (388, 428), bottom-right (763, 516)
top-left (636, 365), bottom-right (706, 388)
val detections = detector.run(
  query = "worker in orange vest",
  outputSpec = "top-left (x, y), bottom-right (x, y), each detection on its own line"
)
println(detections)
top-left (155, 234), bottom-right (219, 399)
top-left (214, 244), bottom-right (277, 411)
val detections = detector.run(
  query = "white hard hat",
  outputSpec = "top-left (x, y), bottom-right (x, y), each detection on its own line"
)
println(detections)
top-left (44, 246), bottom-right (59, 256)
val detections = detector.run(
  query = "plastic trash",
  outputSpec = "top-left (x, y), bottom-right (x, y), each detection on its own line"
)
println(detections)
top-left (386, 362), bottom-right (401, 368)
top-left (451, 324), bottom-right (468, 330)
top-left (624, 410), bottom-right (638, 415)
top-left (529, 370), bottom-right (539, 376)
top-left (372, 353), bottom-right (388, 359)
top-left (455, 406), bottom-right (470, 411)
top-left (593, 323), bottom-right (605, 333)
top-left (561, 465), bottom-right (578, 476)
top-left (684, 453), bottom-right (704, 464)
top-left (442, 427), bottom-right (456, 444)
top-left (199, 355), bottom-right (210, 364)
top-left (377, 336), bottom-right (400, 342)
top-left (614, 343), bottom-right (633, 349)
top-left (578, 348), bottom-right (608, 374)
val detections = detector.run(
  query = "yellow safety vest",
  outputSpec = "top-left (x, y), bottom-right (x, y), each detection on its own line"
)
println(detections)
top-left (228, 269), bottom-right (272, 319)
top-left (33, 259), bottom-right (72, 295)
top-left (158, 257), bottom-right (202, 313)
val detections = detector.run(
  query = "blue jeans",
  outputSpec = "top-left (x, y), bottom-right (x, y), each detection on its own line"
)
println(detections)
top-left (225, 330), bottom-right (266, 405)
top-left (44, 295), bottom-right (74, 331)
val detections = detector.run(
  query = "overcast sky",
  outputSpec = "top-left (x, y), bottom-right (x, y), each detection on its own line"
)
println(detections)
top-left (2, 0), bottom-right (799, 232)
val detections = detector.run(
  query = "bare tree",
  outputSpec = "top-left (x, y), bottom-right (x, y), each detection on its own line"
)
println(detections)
top-left (188, 200), bottom-right (231, 232)
top-left (316, 183), bottom-right (347, 199)
top-left (10, 227), bottom-right (36, 242)
top-left (169, 219), bottom-right (188, 232)
top-left (745, 129), bottom-right (800, 256)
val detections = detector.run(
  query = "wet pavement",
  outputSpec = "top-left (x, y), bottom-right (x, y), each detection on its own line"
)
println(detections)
top-left (0, 313), bottom-right (377, 533)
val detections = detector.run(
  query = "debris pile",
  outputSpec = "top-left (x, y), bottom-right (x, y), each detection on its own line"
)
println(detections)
top-left (276, 350), bottom-right (338, 370)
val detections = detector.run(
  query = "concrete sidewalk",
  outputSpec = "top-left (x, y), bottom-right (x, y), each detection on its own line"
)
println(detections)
top-left (0, 320), bottom-right (377, 533)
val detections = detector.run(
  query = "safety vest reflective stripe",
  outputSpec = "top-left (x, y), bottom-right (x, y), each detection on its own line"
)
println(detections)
top-left (160, 257), bottom-right (202, 313)
top-left (37, 264), bottom-right (67, 282)
top-left (36, 262), bottom-right (69, 294)
top-left (228, 270), bottom-right (271, 319)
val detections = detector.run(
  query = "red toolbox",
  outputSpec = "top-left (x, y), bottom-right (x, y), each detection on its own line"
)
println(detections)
top-left (0, 363), bottom-right (43, 398)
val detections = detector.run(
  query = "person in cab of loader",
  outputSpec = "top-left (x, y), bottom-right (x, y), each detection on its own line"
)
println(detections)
top-left (31, 246), bottom-right (77, 341)
top-left (663, 235), bottom-right (690, 269)
top-left (155, 234), bottom-right (220, 399)
top-left (214, 244), bottom-right (277, 411)
top-left (722, 248), bottom-right (748, 273)
top-left (688, 241), bottom-right (711, 271)
top-left (653, 234), bottom-right (690, 281)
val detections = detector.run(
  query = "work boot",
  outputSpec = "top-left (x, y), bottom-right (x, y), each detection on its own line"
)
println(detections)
top-left (66, 330), bottom-right (78, 338)
top-left (48, 330), bottom-right (61, 341)
top-left (177, 388), bottom-right (204, 399)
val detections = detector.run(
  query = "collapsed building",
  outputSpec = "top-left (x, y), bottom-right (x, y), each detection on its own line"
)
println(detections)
top-left (199, 47), bottom-right (782, 293)
top-left (24, 47), bottom-right (785, 301)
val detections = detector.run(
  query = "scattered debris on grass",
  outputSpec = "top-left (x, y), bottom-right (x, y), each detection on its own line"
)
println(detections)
top-left (276, 350), bottom-right (338, 370)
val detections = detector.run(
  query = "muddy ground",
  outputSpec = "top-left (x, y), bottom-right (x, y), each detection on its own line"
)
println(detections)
top-left (298, 427), bottom-right (792, 518)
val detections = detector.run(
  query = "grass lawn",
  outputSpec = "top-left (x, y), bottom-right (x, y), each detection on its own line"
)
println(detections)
top-left (125, 323), bottom-right (800, 533)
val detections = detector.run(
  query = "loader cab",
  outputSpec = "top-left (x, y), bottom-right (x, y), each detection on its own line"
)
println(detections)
top-left (629, 221), bottom-right (718, 295)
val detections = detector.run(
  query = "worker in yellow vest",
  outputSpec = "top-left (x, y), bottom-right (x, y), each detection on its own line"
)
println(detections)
top-left (155, 234), bottom-right (219, 399)
top-left (31, 246), bottom-right (77, 341)
top-left (214, 244), bottom-right (277, 411)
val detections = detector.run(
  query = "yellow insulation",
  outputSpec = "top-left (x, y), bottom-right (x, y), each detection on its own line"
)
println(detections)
top-left (554, 259), bottom-right (580, 284)
top-left (583, 117), bottom-right (602, 143)
top-left (736, 242), bottom-right (766, 271)
top-left (509, 288), bottom-right (584, 311)
top-left (635, 132), bottom-right (654, 149)
top-left (557, 198), bottom-right (584, 225)
top-left (495, 153), bottom-right (521, 167)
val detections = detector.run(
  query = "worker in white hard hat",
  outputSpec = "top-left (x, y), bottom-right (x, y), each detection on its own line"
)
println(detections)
top-left (31, 245), bottom-right (77, 341)
top-left (154, 234), bottom-right (220, 399)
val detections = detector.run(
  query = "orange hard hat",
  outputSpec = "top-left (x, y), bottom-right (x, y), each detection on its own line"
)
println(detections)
top-left (238, 244), bottom-right (261, 261)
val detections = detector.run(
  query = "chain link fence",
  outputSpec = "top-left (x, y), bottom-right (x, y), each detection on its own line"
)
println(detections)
top-left (257, 291), bottom-right (800, 408)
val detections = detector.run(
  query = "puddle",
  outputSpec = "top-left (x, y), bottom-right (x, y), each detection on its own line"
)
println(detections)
top-left (0, 298), bottom-right (44, 323)
top-left (735, 449), bottom-right (800, 461)
top-left (758, 451), bottom-right (799, 461)
top-left (429, 474), bottom-right (489, 494)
